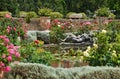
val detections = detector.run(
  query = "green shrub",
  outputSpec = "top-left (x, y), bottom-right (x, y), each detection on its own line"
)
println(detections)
top-left (66, 12), bottom-right (76, 18)
top-left (25, 12), bottom-right (37, 23)
top-left (0, 14), bottom-right (25, 45)
top-left (27, 11), bottom-right (38, 18)
top-left (0, 11), bottom-right (12, 17)
top-left (50, 12), bottom-right (63, 19)
top-left (19, 40), bottom-right (54, 65)
top-left (95, 7), bottom-right (111, 17)
top-left (84, 30), bottom-right (120, 66)
top-left (80, 13), bottom-right (88, 19)
top-left (108, 13), bottom-right (116, 19)
top-left (38, 8), bottom-right (52, 16)
top-left (5, 63), bottom-right (120, 79)
top-left (25, 12), bottom-right (38, 23)
top-left (19, 11), bottom-right (27, 18)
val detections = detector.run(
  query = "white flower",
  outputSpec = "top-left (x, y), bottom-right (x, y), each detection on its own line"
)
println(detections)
top-left (17, 37), bottom-right (21, 42)
top-left (112, 50), bottom-right (117, 57)
top-left (83, 51), bottom-right (89, 57)
top-left (93, 43), bottom-right (98, 48)
top-left (86, 46), bottom-right (91, 52)
top-left (87, 46), bottom-right (91, 50)
top-left (101, 29), bottom-right (107, 33)
top-left (58, 25), bottom-right (61, 27)
top-left (113, 50), bottom-right (116, 53)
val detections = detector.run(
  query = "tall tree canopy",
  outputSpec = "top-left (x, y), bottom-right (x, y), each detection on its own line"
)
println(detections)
top-left (0, 0), bottom-right (120, 18)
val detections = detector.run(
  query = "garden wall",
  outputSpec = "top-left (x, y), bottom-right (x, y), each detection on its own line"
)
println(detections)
top-left (5, 63), bottom-right (120, 79)
top-left (14, 17), bottom-right (112, 31)
top-left (14, 17), bottom-right (50, 31)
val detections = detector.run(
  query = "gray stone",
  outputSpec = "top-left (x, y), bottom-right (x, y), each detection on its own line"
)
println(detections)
top-left (62, 33), bottom-right (94, 43)
top-left (26, 31), bottom-right (37, 42)
top-left (36, 30), bottom-right (50, 44)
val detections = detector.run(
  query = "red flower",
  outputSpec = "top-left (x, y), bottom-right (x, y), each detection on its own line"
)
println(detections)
top-left (13, 27), bottom-right (16, 31)
top-left (53, 19), bottom-right (58, 23)
top-left (34, 40), bottom-right (39, 45)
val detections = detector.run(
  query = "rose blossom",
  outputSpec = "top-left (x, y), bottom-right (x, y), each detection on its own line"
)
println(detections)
top-left (4, 66), bottom-right (11, 72)
top-left (5, 14), bottom-right (11, 18)
top-left (7, 56), bottom-right (12, 61)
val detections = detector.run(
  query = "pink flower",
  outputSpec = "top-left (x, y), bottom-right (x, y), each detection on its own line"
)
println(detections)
top-left (4, 66), bottom-right (11, 72)
top-left (0, 36), bottom-right (6, 39)
top-left (14, 46), bottom-right (20, 50)
top-left (6, 26), bottom-right (11, 33)
top-left (7, 44), bottom-right (14, 49)
top-left (84, 21), bottom-right (91, 25)
top-left (15, 52), bottom-right (20, 57)
top-left (2, 54), bottom-right (6, 58)
top-left (5, 14), bottom-right (11, 18)
top-left (8, 49), bottom-right (15, 54)
top-left (0, 62), bottom-right (5, 67)
top-left (7, 56), bottom-right (12, 61)
top-left (4, 38), bottom-right (10, 43)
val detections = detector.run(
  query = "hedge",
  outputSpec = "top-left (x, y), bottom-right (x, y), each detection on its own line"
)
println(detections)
top-left (5, 63), bottom-right (120, 79)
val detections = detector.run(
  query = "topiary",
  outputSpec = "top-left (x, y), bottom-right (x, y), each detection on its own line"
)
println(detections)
top-left (80, 13), bottom-right (88, 19)
top-left (25, 11), bottom-right (38, 23)
top-left (50, 12), bottom-right (63, 20)
top-left (26, 12), bottom-right (38, 18)
top-left (66, 12), bottom-right (76, 18)
top-left (108, 13), bottom-right (116, 19)
top-left (19, 11), bottom-right (27, 18)
top-left (95, 7), bottom-right (111, 17)
top-left (38, 8), bottom-right (52, 16)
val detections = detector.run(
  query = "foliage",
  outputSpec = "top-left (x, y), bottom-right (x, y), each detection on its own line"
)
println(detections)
top-left (0, 36), bottom-right (20, 72)
top-left (66, 12), bottom-right (76, 18)
top-left (0, 14), bottom-right (26, 45)
top-left (106, 21), bottom-right (120, 42)
top-left (84, 30), bottom-right (120, 66)
top-left (108, 13), bottom-right (116, 19)
top-left (76, 21), bottom-right (92, 35)
top-left (0, 11), bottom-right (12, 17)
top-left (26, 12), bottom-right (38, 18)
top-left (95, 7), bottom-right (111, 17)
top-left (50, 12), bottom-right (63, 20)
top-left (49, 19), bottom-right (65, 43)
top-left (80, 13), bottom-right (88, 19)
top-left (25, 11), bottom-right (38, 23)
top-left (5, 63), bottom-right (120, 79)
top-left (19, 11), bottom-right (27, 18)
top-left (1, 0), bottom-right (120, 18)
top-left (19, 40), bottom-right (54, 65)
top-left (38, 8), bottom-right (52, 16)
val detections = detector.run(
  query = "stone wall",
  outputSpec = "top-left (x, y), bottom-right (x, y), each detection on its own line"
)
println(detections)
top-left (14, 17), bottom-right (50, 31)
top-left (14, 17), bottom-right (109, 31)
top-left (13, 17), bottom-right (120, 31)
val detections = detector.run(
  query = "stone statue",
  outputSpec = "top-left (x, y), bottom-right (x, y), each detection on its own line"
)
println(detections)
top-left (62, 33), bottom-right (93, 43)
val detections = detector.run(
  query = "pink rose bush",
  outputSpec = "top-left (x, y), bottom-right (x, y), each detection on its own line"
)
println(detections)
top-left (0, 13), bottom-right (26, 45)
top-left (0, 35), bottom-right (20, 72)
